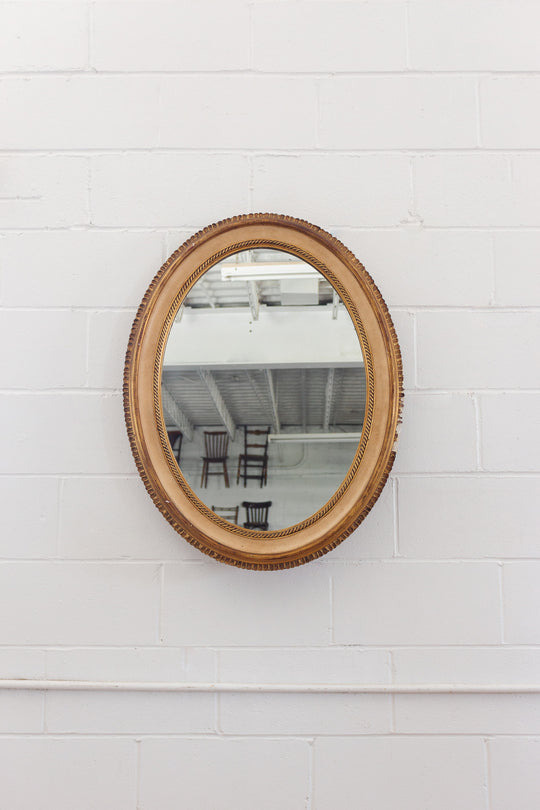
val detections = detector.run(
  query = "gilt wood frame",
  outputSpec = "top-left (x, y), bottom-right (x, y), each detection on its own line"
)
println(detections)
top-left (123, 213), bottom-right (403, 570)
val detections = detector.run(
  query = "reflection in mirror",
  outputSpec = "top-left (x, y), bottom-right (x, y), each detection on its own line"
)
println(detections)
top-left (162, 248), bottom-right (366, 531)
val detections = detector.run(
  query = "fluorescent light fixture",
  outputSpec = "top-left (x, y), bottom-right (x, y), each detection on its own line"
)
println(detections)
top-left (268, 432), bottom-right (362, 443)
top-left (221, 262), bottom-right (320, 282)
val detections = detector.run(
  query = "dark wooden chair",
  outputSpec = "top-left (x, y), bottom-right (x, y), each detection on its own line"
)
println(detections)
top-left (237, 426), bottom-right (270, 487)
top-left (242, 500), bottom-right (272, 531)
top-left (201, 431), bottom-right (230, 487)
top-left (211, 505), bottom-right (239, 525)
top-left (166, 430), bottom-right (183, 464)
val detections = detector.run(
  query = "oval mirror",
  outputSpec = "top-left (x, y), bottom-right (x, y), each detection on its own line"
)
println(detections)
top-left (124, 214), bottom-right (402, 569)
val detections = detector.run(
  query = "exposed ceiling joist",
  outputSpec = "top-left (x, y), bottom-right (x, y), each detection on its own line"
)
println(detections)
top-left (301, 369), bottom-right (307, 432)
top-left (323, 367), bottom-right (335, 430)
top-left (199, 369), bottom-right (236, 440)
top-left (265, 369), bottom-right (281, 434)
top-left (247, 280), bottom-right (260, 321)
top-left (161, 384), bottom-right (194, 441)
top-left (332, 289), bottom-right (339, 320)
top-left (244, 370), bottom-right (272, 425)
top-left (161, 366), bottom-right (366, 433)
top-left (269, 432), bottom-right (361, 443)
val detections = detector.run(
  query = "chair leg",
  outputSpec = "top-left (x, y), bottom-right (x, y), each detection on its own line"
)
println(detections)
top-left (236, 456), bottom-right (241, 485)
top-left (201, 461), bottom-right (206, 488)
top-left (223, 461), bottom-right (230, 488)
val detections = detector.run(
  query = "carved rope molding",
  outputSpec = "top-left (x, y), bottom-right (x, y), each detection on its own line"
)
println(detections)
top-left (154, 239), bottom-right (376, 538)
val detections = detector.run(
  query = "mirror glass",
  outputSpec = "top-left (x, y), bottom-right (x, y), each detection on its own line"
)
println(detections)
top-left (161, 248), bottom-right (366, 531)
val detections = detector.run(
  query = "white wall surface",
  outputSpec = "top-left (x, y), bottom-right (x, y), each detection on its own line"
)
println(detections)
top-left (1, 1), bottom-right (540, 808)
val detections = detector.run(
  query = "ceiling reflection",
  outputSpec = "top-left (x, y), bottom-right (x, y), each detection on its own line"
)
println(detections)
top-left (162, 248), bottom-right (366, 531)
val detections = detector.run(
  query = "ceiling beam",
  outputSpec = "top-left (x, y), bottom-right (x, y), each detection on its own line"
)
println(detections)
top-left (164, 307), bottom-right (364, 368)
top-left (323, 367), bottom-right (335, 430)
top-left (199, 369), bottom-right (236, 440)
top-left (161, 384), bottom-right (194, 441)
top-left (269, 432), bottom-right (361, 443)
top-left (265, 369), bottom-right (281, 433)
top-left (246, 280), bottom-right (260, 321)
top-left (332, 289), bottom-right (339, 320)
top-left (244, 370), bottom-right (273, 427)
top-left (301, 369), bottom-right (307, 431)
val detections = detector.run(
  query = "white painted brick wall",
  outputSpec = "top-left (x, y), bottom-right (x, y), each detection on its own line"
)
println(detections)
top-left (1, 1), bottom-right (539, 808)
top-left (0, 738), bottom-right (137, 810)
top-left (408, 1), bottom-right (540, 70)
top-left (138, 737), bottom-right (311, 810)
top-left (0, 155), bottom-right (89, 227)
top-left (0, 3), bottom-right (88, 71)
top-left (319, 77), bottom-right (479, 149)
top-left (414, 153), bottom-right (540, 226)
top-left (489, 738), bottom-right (540, 810)
top-left (90, 153), bottom-right (251, 226)
top-left (416, 311), bottom-right (540, 389)
top-left (252, 154), bottom-right (412, 226)
top-left (313, 737), bottom-right (487, 810)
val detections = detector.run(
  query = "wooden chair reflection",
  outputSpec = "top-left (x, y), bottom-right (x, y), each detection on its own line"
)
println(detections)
top-left (237, 426), bottom-right (270, 487)
top-left (166, 430), bottom-right (183, 464)
top-left (211, 505), bottom-right (239, 525)
top-left (242, 500), bottom-right (272, 531)
top-left (201, 431), bottom-right (230, 488)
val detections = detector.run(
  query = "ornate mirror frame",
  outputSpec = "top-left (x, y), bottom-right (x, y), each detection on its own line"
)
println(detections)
top-left (123, 214), bottom-right (402, 569)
